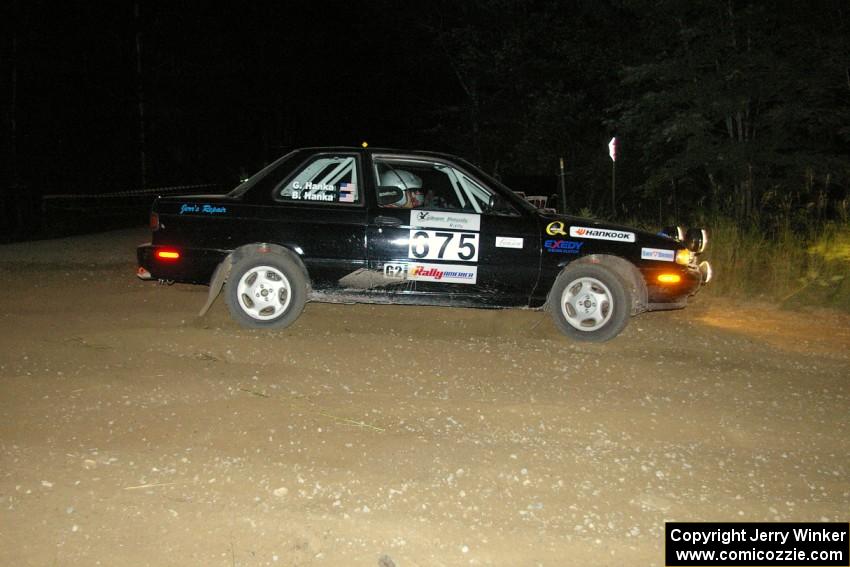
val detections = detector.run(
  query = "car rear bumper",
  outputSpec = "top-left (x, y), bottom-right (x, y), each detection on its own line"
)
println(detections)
top-left (137, 243), bottom-right (227, 284)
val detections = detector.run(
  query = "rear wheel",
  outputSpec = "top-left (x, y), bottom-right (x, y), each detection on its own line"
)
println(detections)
top-left (224, 251), bottom-right (307, 329)
top-left (548, 263), bottom-right (631, 342)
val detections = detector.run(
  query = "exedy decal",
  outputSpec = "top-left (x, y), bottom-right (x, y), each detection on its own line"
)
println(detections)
top-left (544, 239), bottom-right (583, 254)
top-left (569, 226), bottom-right (635, 242)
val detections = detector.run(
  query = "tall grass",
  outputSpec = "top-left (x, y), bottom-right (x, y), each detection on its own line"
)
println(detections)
top-left (578, 206), bottom-right (850, 311)
top-left (702, 217), bottom-right (850, 311)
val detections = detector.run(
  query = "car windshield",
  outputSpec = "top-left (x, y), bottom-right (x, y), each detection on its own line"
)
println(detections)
top-left (453, 157), bottom-right (538, 213)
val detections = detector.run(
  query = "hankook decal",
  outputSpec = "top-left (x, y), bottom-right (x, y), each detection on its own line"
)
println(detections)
top-left (569, 226), bottom-right (635, 242)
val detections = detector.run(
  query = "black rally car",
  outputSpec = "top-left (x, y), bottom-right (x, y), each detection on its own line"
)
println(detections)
top-left (137, 147), bottom-right (712, 341)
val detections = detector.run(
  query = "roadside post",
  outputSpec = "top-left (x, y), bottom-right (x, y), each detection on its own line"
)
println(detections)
top-left (558, 157), bottom-right (567, 214)
top-left (608, 137), bottom-right (617, 217)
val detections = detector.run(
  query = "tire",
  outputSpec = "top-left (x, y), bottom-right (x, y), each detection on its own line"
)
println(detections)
top-left (548, 263), bottom-right (631, 342)
top-left (224, 250), bottom-right (308, 329)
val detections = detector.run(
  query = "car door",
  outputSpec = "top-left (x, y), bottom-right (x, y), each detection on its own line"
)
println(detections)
top-left (261, 151), bottom-right (368, 289)
top-left (474, 210), bottom-right (540, 304)
top-left (365, 154), bottom-right (540, 305)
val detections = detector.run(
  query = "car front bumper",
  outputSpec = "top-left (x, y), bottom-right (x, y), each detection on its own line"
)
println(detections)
top-left (641, 260), bottom-right (711, 310)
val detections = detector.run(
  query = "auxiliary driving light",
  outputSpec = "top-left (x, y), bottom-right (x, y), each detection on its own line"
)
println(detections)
top-left (675, 249), bottom-right (692, 265)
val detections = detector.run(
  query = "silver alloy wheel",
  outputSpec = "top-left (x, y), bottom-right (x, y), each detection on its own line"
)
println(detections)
top-left (235, 265), bottom-right (292, 321)
top-left (560, 276), bottom-right (614, 331)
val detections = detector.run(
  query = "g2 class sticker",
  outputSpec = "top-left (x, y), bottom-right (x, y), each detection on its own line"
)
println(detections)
top-left (495, 236), bottom-right (523, 249)
top-left (408, 230), bottom-right (478, 262)
top-left (641, 247), bottom-right (675, 261)
top-left (383, 263), bottom-right (408, 279)
top-left (408, 262), bottom-right (477, 284)
top-left (569, 226), bottom-right (635, 242)
top-left (409, 210), bottom-right (480, 231)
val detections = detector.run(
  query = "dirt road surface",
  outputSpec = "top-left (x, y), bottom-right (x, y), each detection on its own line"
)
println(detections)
top-left (1, 229), bottom-right (848, 566)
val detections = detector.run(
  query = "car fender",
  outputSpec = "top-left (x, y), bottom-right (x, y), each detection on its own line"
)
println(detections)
top-left (550, 254), bottom-right (648, 316)
top-left (197, 243), bottom-right (310, 317)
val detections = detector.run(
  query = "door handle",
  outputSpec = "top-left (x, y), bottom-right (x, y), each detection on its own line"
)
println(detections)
top-left (374, 216), bottom-right (402, 227)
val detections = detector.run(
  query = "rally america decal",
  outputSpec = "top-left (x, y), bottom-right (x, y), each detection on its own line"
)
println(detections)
top-left (407, 262), bottom-right (477, 284)
top-left (409, 210), bottom-right (480, 231)
top-left (569, 226), bottom-right (635, 242)
top-left (641, 247), bottom-right (675, 261)
top-left (382, 262), bottom-right (477, 284)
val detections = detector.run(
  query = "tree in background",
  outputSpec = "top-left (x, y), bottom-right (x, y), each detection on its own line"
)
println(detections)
top-left (610, 0), bottom-right (850, 226)
top-left (422, 0), bottom-right (635, 211)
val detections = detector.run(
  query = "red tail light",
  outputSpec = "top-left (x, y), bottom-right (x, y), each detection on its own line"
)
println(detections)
top-left (150, 212), bottom-right (160, 231)
top-left (155, 249), bottom-right (180, 261)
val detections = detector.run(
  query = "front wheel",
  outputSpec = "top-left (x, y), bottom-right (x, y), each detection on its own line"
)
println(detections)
top-left (548, 263), bottom-right (631, 342)
top-left (224, 251), bottom-right (307, 329)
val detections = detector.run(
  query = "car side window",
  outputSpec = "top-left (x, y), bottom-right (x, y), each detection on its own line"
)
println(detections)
top-left (373, 157), bottom-right (518, 215)
top-left (275, 155), bottom-right (360, 205)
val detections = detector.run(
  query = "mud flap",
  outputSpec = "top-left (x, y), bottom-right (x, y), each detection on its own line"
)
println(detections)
top-left (198, 256), bottom-right (232, 317)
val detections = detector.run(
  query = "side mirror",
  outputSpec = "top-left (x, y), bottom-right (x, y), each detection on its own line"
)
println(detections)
top-left (376, 186), bottom-right (403, 206)
top-left (488, 194), bottom-right (506, 211)
top-left (487, 193), bottom-right (514, 214)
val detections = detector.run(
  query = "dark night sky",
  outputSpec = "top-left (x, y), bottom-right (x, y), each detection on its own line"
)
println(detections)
top-left (13, 2), bottom-right (464, 193)
top-left (10, 1), bottom-right (848, 211)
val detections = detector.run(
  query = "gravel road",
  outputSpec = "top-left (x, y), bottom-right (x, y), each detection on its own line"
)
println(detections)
top-left (1, 228), bottom-right (848, 566)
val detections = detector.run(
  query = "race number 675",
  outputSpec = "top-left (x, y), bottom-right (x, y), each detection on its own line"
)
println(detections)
top-left (409, 230), bottom-right (479, 262)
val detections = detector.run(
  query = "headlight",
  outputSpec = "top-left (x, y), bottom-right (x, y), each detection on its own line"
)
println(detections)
top-left (699, 260), bottom-right (713, 283)
top-left (661, 225), bottom-right (685, 241)
top-left (675, 249), bottom-right (691, 265)
top-left (685, 227), bottom-right (708, 253)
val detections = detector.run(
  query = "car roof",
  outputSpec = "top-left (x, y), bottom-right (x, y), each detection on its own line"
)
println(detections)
top-left (293, 146), bottom-right (469, 162)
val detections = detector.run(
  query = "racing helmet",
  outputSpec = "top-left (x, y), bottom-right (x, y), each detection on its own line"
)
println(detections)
top-left (380, 169), bottom-right (425, 207)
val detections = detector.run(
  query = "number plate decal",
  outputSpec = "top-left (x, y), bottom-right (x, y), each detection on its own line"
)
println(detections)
top-left (408, 230), bottom-right (479, 262)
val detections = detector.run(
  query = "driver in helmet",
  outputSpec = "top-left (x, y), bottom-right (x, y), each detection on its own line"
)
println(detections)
top-left (380, 168), bottom-right (425, 209)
